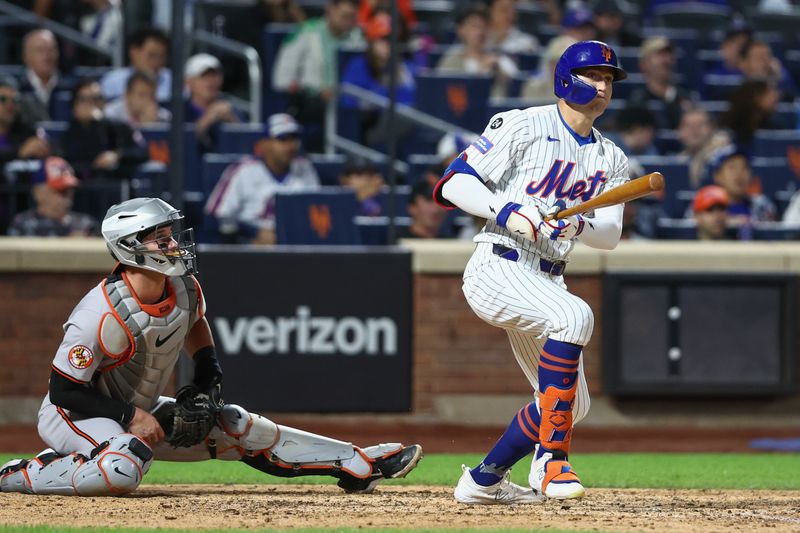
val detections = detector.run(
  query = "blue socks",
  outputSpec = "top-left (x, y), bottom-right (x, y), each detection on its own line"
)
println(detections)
top-left (470, 402), bottom-right (541, 486)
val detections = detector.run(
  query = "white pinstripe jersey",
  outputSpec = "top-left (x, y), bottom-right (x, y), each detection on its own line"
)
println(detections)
top-left (462, 103), bottom-right (629, 261)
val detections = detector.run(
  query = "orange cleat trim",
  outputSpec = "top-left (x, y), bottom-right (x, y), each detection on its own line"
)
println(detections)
top-left (541, 459), bottom-right (581, 494)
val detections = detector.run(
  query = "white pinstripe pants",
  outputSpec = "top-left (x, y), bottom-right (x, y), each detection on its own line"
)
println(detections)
top-left (462, 242), bottom-right (593, 423)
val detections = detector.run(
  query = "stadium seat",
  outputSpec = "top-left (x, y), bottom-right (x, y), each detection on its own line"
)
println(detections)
top-left (274, 188), bottom-right (359, 245)
top-left (415, 72), bottom-right (492, 133)
top-left (408, 154), bottom-right (441, 184)
top-left (656, 218), bottom-right (698, 240)
top-left (749, 11), bottom-right (800, 37)
top-left (637, 156), bottom-right (691, 218)
top-left (200, 153), bottom-right (242, 196)
top-left (653, 3), bottom-right (730, 32)
top-left (753, 131), bottom-right (800, 158)
top-left (217, 123), bottom-right (265, 155)
top-left (701, 74), bottom-right (743, 101)
top-left (375, 185), bottom-right (411, 217)
top-left (308, 153), bottom-right (348, 186)
top-left (752, 222), bottom-right (800, 241)
top-left (356, 216), bottom-right (412, 245)
top-left (51, 91), bottom-right (72, 122)
top-left (751, 157), bottom-right (800, 200)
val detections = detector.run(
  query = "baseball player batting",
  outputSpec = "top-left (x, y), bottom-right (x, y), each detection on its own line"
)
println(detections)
top-left (434, 40), bottom-right (630, 504)
top-left (0, 198), bottom-right (422, 496)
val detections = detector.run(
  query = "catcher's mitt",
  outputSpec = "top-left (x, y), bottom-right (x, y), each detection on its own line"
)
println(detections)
top-left (164, 384), bottom-right (223, 448)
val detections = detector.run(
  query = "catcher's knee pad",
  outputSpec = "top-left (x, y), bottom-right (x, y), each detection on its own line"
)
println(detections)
top-left (218, 404), bottom-right (279, 453)
top-left (0, 435), bottom-right (152, 496)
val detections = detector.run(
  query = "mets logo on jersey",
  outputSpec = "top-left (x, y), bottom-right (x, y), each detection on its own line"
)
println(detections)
top-left (526, 160), bottom-right (608, 201)
top-left (68, 345), bottom-right (94, 369)
top-left (601, 45), bottom-right (613, 63)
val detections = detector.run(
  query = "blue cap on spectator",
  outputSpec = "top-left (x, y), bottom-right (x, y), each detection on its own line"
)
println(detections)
top-left (706, 145), bottom-right (749, 180)
top-left (265, 113), bottom-right (302, 139)
top-left (562, 8), bottom-right (593, 28)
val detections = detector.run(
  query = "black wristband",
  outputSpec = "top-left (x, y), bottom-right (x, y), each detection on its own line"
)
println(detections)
top-left (193, 345), bottom-right (223, 390)
top-left (121, 402), bottom-right (136, 425)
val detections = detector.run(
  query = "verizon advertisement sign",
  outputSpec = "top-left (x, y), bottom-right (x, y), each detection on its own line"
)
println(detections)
top-left (197, 246), bottom-right (412, 412)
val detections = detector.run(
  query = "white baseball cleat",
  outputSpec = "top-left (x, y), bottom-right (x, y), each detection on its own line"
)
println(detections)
top-left (454, 464), bottom-right (545, 505)
top-left (529, 446), bottom-right (586, 500)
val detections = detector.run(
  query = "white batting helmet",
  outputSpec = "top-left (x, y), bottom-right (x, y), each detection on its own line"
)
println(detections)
top-left (101, 197), bottom-right (196, 276)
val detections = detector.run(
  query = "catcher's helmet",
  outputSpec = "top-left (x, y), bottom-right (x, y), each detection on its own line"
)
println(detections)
top-left (102, 197), bottom-right (196, 276)
top-left (554, 40), bottom-right (627, 105)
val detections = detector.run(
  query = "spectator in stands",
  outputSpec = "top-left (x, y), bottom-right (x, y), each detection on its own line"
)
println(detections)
top-left (521, 35), bottom-right (577, 102)
top-left (104, 70), bottom-right (171, 126)
top-left (396, 180), bottom-right (453, 239)
top-left (704, 145), bottom-right (776, 225)
top-left (721, 79), bottom-right (789, 147)
top-left (100, 27), bottom-right (171, 102)
top-left (614, 105), bottom-right (659, 156)
top-left (18, 29), bottom-right (71, 122)
top-left (628, 36), bottom-right (692, 129)
top-left (620, 200), bottom-right (651, 240)
top-left (358, 0), bottom-right (416, 29)
top-left (183, 54), bottom-right (241, 150)
top-left (436, 4), bottom-right (518, 99)
top-left (692, 185), bottom-right (731, 241)
top-left (272, 0), bottom-right (362, 138)
top-left (7, 156), bottom-right (97, 237)
top-left (709, 20), bottom-right (751, 77)
top-left (592, 0), bottom-right (640, 48)
top-left (62, 79), bottom-right (148, 180)
top-left (560, 8), bottom-right (596, 43)
top-left (205, 113), bottom-right (320, 245)
top-left (737, 39), bottom-right (797, 101)
top-left (0, 77), bottom-right (50, 164)
top-left (339, 158), bottom-right (384, 216)
top-left (79, 0), bottom-right (123, 59)
top-left (259, 0), bottom-right (307, 23)
top-left (486, 0), bottom-right (539, 55)
top-left (677, 107), bottom-right (730, 187)
top-left (340, 11), bottom-right (416, 147)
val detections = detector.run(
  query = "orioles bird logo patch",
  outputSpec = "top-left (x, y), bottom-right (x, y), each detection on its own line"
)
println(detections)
top-left (68, 345), bottom-right (94, 369)
top-left (601, 45), bottom-right (612, 63)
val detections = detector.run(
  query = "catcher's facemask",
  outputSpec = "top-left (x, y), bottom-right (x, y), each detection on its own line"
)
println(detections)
top-left (122, 220), bottom-right (198, 275)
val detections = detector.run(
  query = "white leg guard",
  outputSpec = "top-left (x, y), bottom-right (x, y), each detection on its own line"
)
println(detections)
top-left (0, 434), bottom-right (153, 496)
top-left (214, 404), bottom-right (423, 494)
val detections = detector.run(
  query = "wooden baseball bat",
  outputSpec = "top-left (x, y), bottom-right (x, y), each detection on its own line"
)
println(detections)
top-left (546, 172), bottom-right (664, 220)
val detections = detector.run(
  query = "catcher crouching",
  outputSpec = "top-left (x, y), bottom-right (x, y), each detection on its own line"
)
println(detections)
top-left (0, 198), bottom-right (422, 496)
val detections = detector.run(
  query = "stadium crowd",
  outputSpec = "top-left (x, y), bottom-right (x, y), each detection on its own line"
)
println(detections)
top-left (1, 0), bottom-right (800, 244)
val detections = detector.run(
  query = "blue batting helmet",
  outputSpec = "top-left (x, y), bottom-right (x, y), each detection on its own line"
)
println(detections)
top-left (554, 40), bottom-right (627, 104)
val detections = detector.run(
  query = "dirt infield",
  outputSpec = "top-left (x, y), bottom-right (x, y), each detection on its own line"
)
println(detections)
top-left (1, 484), bottom-right (799, 532)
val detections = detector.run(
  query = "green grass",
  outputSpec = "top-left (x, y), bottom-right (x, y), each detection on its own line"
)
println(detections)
top-left (2, 452), bottom-right (799, 491)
